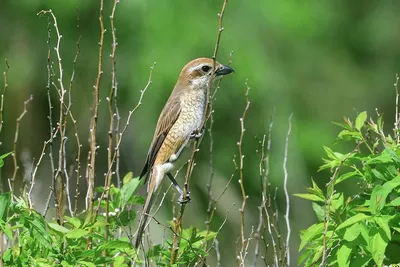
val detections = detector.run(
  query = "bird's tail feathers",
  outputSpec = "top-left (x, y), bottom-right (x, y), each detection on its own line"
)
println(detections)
top-left (135, 172), bottom-right (156, 249)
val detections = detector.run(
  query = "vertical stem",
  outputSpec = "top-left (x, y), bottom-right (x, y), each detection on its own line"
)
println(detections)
top-left (105, 0), bottom-right (119, 244)
top-left (87, 0), bottom-right (105, 218)
top-left (237, 82), bottom-right (250, 266)
top-left (283, 113), bottom-right (293, 265)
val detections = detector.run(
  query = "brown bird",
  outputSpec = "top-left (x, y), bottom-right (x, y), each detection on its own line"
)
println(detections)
top-left (135, 57), bottom-right (234, 249)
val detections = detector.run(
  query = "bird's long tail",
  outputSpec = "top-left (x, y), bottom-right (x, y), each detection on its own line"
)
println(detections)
top-left (135, 171), bottom-right (157, 249)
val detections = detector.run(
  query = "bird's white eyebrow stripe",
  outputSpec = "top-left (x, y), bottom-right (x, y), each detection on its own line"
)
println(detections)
top-left (187, 65), bottom-right (201, 72)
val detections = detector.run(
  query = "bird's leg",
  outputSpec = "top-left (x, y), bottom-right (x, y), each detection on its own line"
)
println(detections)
top-left (190, 126), bottom-right (206, 140)
top-left (169, 136), bottom-right (191, 163)
top-left (167, 172), bottom-right (191, 204)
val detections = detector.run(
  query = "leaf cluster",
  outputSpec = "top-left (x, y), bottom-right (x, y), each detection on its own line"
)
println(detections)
top-left (0, 172), bottom-right (215, 266)
top-left (296, 112), bottom-right (400, 266)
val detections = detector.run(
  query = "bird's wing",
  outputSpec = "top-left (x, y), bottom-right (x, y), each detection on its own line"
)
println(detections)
top-left (139, 89), bottom-right (182, 180)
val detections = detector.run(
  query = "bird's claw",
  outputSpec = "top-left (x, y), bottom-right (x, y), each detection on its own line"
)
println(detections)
top-left (190, 126), bottom-right (206, 140)
top-left (178, 192), bottom-right (191, 204)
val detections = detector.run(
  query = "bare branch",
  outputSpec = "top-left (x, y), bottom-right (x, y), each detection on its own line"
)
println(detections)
top-left (0, 59), bottom-right (9, 136)
top-left (86, 0), bottom-right (105, 218)
top-left (283, 113), bottom-right (293, 266)
top-left (237, 81), bottom-right (250, 266)
top-left (10, 95), bottom-right (33, 191)
top-left (394, 74), bottom-right (399, 142)
top-left (105, 0), bottom-right (120, 244)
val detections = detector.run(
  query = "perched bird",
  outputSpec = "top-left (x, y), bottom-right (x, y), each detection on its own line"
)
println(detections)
top-left (135, 57), bottom-right (234, 249)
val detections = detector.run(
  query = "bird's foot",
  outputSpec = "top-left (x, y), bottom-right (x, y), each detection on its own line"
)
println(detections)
top-left (190, 126), bottom-right (206, 140)
top-left (178, 192), bottom-right (191, 204)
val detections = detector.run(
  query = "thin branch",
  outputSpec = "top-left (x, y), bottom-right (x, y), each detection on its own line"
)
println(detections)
top-left (42, 16), bottom-right (56, 217)
top-left (0, 59), bottom-right (9, 194)
top-left (237, 81), bottom-right (250, 267)
top-left (283, 113), bottom-right (293, 266)
top-left (105, 0), bottom-right (119, 244)
top-left (28, 140), bottom-right (49, 208)
top-left (38, 9), bottom-right (68, 224)
top-left (0, 59), bottom-right (9, 136)
top-left (10, 95), bottom-right (33, 191)
top-left (87, 0), bottom-right (105, 218)
top-left (394, 74), bottom-right (399, 143)
top-left (70, 10), bottom-right (83, 217)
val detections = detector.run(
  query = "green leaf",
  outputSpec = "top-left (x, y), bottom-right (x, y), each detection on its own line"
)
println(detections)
top-left (390, 197), bottom-right (400, 206)
top-left (26, 212), bottom-right (52, 249)
top-left (0, 221), bottom-right (13, 239)
top-left (382, 175), bottom-right (400, 191)
top-left (114, 256), bottom-right (127, 267)
top-left (355, 111), bottom-right (367, 131)
top-left (0, 192), bottom-right (11, 221)
top-left (118, 210), bottom-right (136, 226)
top-left (343, 223), bottom-right (361, 242)
top-left (293, 193), bottom-right (324, 202)
top-left (78, 261), bottom-right (96, 267)
top-left (335, 171), bottom-right (360, 184)
top-left (377, 113), bottom-right (384, 131)
top-left (369, 227), bottom-right (388, 266)
top-left (299, 223), bottom-right (324, 251)
top-left (374, 216), bottom-right (392, 240)
top-left (65, 216), bottom-right (82, 228)
top-left (123, 172), bottom-right (133, 185)
top-left (337, 213), bottom-right (370, 230)
top-left (66, 229), bottom-right (89, 239)
top-left (330, 193), bottom-right (344, 212)
top-left (121, 177), bottom-right (141, 207)
top-left (337, 130), bottom-right (362, 140)
top-left (99, 240), bottom-right (132, 250)
top-left (309, 179), bottom-right (325, 200)
top-left (312, 202), bottom-right (324, 222)
top-left (48, 222), bottom-right (70, 234)
top-left (0, 152), bottom-right (12, 168)
top-left (370, 185), bottom-right (391, 214)
top-left (365, 151), bottom-right (393, 165)
top-left (337, 243), bottom-right (352, 267)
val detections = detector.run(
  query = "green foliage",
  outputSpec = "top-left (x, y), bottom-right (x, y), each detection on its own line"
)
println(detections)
top-left (296, 112), bottom-right (400, 266)
top-left (0, 173), bottom-right (215, 266)
top-left (0, 152), bottom-right (11, 168)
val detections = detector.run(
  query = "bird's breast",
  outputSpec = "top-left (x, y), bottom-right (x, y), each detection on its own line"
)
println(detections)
top-left (179, 90), bottom-right (207, 133)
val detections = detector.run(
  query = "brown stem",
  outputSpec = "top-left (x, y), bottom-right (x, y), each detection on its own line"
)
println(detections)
top-left (87, 0), bottom-right (105, 218)
top-left (105, 0), bottom-right (119, 245)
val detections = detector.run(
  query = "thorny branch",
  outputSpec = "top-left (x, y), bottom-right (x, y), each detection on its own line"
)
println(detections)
top-left (0, 59), bottom-right (9, 136)
top-left (87, 0), bottom-right (105, 218)
top-left (283, 113), bottom-right (293, 266)
top-left (205, 51), bottom-right (233, 238)
top-left (38, 8), bottom-right (71, 224)
top-left (105, 0), bottom-right (120, 244)
top-left (237, 81), bottom-right (250, 267)
top-left (10, 95), bottom-right (33, 192)
top-left (394, 74), bottom-right (399, 143)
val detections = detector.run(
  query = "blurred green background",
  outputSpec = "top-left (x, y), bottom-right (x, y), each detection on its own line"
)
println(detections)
top-left (1, 0), bottom-right (399, 265)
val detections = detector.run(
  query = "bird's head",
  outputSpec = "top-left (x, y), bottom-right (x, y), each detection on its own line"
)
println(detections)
top-left (178, 57), bottom-right (234, 90)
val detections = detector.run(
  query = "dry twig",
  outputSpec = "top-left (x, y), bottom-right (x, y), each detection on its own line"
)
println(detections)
top-left (86, 0), bottom-right (105, 218)
top-left (10, 95), bottom-right (33, 192)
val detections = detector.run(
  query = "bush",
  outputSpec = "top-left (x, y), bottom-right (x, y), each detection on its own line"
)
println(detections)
top-left (296, 111), bottom-right (400, 266)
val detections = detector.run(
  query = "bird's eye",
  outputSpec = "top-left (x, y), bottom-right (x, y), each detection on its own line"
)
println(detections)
top-left (201, 65), bottom-right (211, 72)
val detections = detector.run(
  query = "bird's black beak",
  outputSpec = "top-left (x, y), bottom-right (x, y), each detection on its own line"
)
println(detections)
top-left (215, 65), bottom-right (234, 76)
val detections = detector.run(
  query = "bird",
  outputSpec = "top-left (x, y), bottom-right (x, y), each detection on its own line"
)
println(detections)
top-left (134, 57), bottom-right (234, 249)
